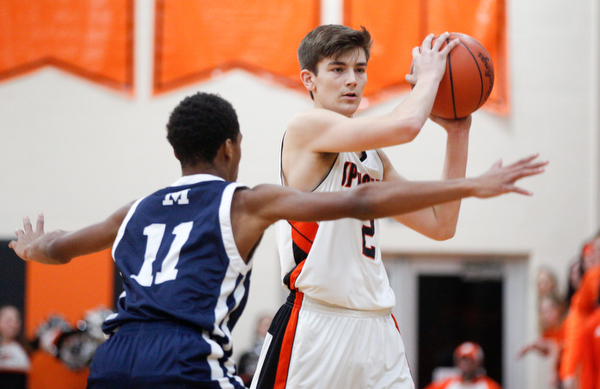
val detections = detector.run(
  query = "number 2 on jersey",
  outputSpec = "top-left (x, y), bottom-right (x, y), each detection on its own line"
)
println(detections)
top-left (131, 222), bottom-right (193, 287)
top-left (362, 219), bottom-right (376, 259)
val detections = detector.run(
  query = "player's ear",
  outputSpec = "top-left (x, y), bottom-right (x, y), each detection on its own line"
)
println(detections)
top-left (300, 69), bottom-right (316, 92)
top-left (223, 138), bottom-right (234, 160)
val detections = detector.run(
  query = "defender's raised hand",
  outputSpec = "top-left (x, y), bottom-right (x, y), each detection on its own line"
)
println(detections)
top-left (9, 213), bottom-right (46, 261)
top-left (472, 154), bottom-right (548, 198)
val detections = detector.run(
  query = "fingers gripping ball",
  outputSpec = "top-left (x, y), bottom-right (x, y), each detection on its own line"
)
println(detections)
top-left (432, 32), bottom-right (495, 119)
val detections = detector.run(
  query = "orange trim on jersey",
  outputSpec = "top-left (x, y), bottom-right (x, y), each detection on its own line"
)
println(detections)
top-left (288, 260), bottom-right (306, 291)
top-left (289, 221), bottom-right (319, 255)
top-left (391, 313), bottom-right (401, 333)
top-left (274, 291), bottom-right (304, 389)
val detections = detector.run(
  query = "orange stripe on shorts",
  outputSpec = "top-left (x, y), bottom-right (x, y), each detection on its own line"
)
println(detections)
top-left (274, 291), bottom-right (304, 389)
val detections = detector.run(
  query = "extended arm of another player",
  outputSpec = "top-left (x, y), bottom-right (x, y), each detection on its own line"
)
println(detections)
top-left (9, 202), bottom-right (132, 265)
top-left (253, 153), bottom-right (546, 224)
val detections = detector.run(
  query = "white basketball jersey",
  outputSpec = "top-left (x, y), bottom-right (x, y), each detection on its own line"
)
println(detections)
top-left (276, 149), bottom-right (396, 310)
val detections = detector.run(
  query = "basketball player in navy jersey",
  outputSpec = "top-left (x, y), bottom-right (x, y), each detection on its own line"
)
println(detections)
top-left (10, 92), bottom-right (545, 388)
top-left (250, 25), bottom-right (538, 389)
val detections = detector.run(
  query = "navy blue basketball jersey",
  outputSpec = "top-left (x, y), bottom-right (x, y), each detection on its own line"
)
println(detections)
top-left (103, 174), bottom-right (251, 351)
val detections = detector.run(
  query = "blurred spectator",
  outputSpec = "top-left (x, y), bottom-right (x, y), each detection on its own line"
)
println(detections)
top-left (538, 266), bottom-right (560, 298)
top-left (518, 293), bottom-right (566, 388)
top-left (566, 257), bottom-right (585, 308)
top-left (0, 305), bottom-right (32, 389)
top-left (560, 232), bottom-right (600, 389)
top-left (520, 293), bottom-right (566, 356)
top-left (424, 342), bottom-right (501, 389)
top-left (237, 313), bottom-right (272, 386)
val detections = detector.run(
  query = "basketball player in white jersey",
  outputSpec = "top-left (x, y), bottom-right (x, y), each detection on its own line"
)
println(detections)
top-left (10, 91), bottom-right (545, 388)
top-left (250, 25), bottom-right (518, 389)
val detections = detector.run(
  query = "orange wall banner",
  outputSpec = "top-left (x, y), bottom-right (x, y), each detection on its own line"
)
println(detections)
top-left (25, 249), bottom-right (114, 389)
top-left (153, 0), bottom-right (320, 94)
top-left (345, 0), bottom-right (509, 114)
top-left (0, 1), bottom-right (507, 110)
top-left (0, 0), bottom-right (134, 95)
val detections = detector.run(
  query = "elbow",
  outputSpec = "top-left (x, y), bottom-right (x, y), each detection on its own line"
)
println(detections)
top-left (430, 227), bottom-right (456, 241)
top-left (405, 126), bottom-right (421, 143)
top-left (395, 116), bottom-right (423, 143)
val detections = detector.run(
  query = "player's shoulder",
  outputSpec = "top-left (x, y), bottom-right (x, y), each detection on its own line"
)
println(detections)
top-left (288, 108), bottom-right (344, 132)
top-left (233, 184), bottom-right (288, 208)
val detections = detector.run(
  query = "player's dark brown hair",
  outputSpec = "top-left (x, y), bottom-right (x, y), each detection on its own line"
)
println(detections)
top-left (297, 24), bottom-right (372, 74)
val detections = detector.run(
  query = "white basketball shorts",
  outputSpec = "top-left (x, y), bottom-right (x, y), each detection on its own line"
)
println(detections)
top-left (251, 292), bottom-right (415, 389)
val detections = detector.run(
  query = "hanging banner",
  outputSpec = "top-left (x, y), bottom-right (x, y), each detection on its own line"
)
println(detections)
top-left (0, 0), bottom-right (134, 94)
top-left (153, 0), bottom-right (320, 94)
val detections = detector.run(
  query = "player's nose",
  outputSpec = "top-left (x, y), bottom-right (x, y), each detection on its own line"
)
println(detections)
top-left (345, 72), bottom-right (357, 86)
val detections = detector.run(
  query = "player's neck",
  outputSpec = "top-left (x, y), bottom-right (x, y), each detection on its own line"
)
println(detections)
top-left (181, 164), bottom-right (226, 180)
top-left (179, 142), bottom-right (238, 181)
top-left (313, 104), bottom-right (355, 118)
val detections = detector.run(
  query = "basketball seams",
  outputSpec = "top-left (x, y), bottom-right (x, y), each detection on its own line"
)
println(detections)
top-left (446, 37), bottom-right (458, 119)
top-left (429, 32), bottom-right (494, 119)
top-left (460, 38), bottom-right (485, 111)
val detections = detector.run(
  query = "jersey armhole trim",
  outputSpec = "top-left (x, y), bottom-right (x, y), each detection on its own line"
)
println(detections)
top-left (111, 197), bottom-right (144, 260)
top-left (220, 182), bottom-right (252, 275)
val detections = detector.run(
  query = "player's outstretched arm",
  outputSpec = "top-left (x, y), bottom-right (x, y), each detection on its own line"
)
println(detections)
top-left (226, 154), bottom-right (546, 261)
top-left (246, 153), bottom-right (547, 223)
top-left (9, 202), bottom-right (132, 265)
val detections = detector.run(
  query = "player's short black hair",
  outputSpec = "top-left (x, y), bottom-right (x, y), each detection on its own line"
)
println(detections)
top-left (298, 24), bottom-right (372, 74)
top-left (166, 92), bottom-right (240, 167)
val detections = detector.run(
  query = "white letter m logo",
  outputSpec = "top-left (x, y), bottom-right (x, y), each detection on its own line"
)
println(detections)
top-left (162, 189), bottom-right (190, 205)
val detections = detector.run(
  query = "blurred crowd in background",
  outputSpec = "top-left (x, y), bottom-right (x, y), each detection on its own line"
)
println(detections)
top-left (518, 230), bottom-right (600, 389)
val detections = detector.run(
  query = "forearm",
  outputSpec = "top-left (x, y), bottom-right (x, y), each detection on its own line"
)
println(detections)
top-left (441, 126), bottom-right (470, 180)
top-left (21, 228), bottom-right (111, 265)
top-left (429, 126), bottom-right (470, 230)
top-left (354, 179), bottom-right (474, 221)
top-left (257, 152), bottom-right (544, 228)
top-left (391, 77), bottom-right (441, 131)
top-left (256, 180), bottom-right (472, 226)
top-left (11, 205), bottom-right (129, 265)
top-left (44, 224), bottom-right (117, 263)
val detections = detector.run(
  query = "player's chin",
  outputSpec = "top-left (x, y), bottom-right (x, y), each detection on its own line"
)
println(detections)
top-left (338, 99), bottom-right (361, 114)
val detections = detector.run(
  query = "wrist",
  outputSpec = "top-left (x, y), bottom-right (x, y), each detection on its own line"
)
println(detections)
top-left (464, 178), bottom-right (478, 197)
top-left (446, 125), bottom-right (470, 140)
top-left (413, 74), bottom-right (443, 89)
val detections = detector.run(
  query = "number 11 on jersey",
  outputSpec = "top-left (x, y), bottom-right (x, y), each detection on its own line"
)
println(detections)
top-left (131, 222), bottom-right (193, 286)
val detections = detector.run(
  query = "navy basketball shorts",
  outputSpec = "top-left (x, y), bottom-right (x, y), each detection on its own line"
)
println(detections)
top-left (87, 321), bottom-right (245, 389)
